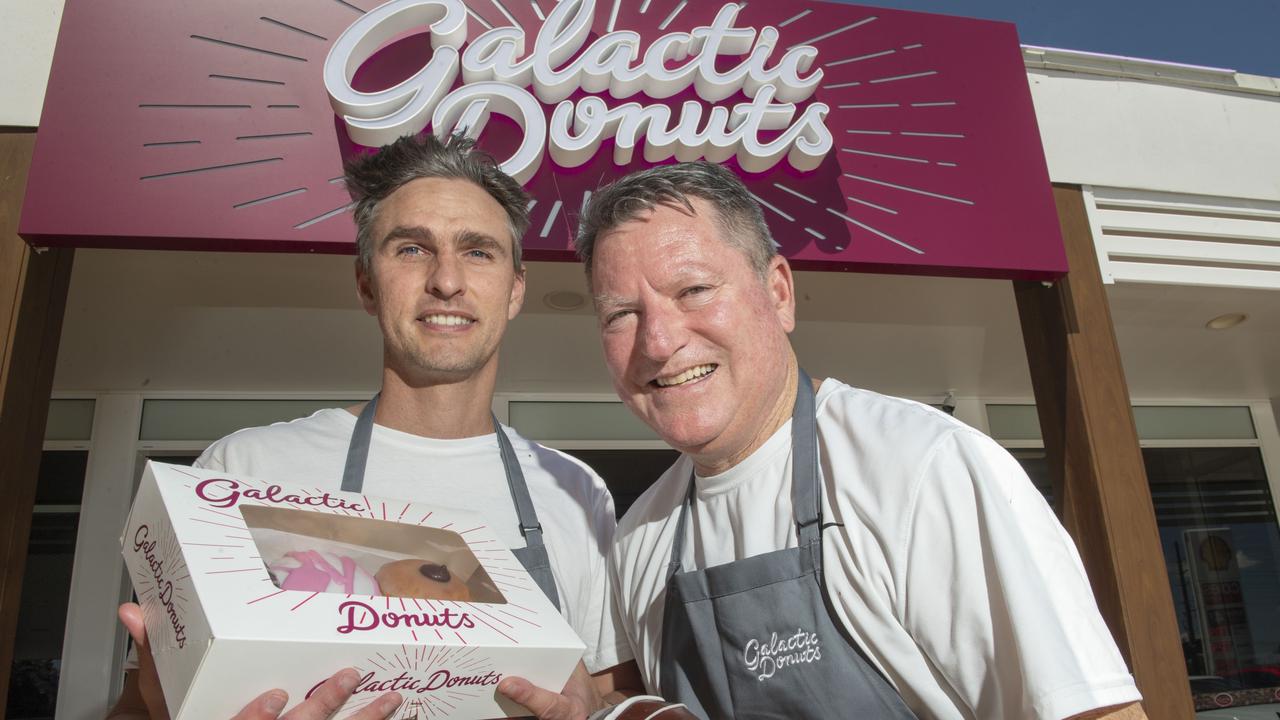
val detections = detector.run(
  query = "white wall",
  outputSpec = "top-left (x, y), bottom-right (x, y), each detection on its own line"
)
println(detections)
top-left (1029, 65), bottom-right (1280, 202)
top-left (0, 0), bottom-right (65, 127)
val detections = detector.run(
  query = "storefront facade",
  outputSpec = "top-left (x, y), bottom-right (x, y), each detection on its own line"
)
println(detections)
top-left (2, 2), bottom-right (1278, 718)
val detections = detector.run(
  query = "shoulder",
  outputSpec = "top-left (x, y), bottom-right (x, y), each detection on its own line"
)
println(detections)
top-left (197, 408), bottom-right (353, 470)
top-left (816, 379), bottom-right (967, 449)
top-left (814, 380), bottom-right (1014, 527)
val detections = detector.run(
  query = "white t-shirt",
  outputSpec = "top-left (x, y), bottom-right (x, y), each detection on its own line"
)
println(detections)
top-left (137, 407), bottom-right (631, 673)
top-left (610, 380), bottom-right (1141, 720)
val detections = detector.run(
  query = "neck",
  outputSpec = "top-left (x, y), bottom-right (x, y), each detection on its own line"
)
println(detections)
top-left (370, 359), bottom-right (500, 440)
top-left (691, 352), bottom-right (801, 477)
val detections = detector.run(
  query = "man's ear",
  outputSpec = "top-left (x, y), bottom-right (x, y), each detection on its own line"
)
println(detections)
top-left (767, 255), bottom-right (797, 333)
top-left (508, 264), bottom-right (527, 320)
top-left (356, 260), bottom-right (377, 316)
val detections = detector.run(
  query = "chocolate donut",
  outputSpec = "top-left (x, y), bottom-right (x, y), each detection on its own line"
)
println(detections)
top-left (375, 559), bottom-right (471, 601)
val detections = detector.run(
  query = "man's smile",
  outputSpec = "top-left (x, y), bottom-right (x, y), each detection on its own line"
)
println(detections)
top-left (651, 363), bottom-right (718, 388)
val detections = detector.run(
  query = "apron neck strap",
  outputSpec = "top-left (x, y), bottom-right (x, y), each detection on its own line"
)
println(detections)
top-left (667, 367), bottom-right (821, 576)
top-left (341, 393), bottom-right (379, 494)
top-left (792, 368), bottom-right (821, 547)
top-left (494, 414), bottom-right (545, 548)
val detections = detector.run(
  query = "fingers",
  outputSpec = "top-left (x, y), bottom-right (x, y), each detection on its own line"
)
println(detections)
top-left (498, 676), bottom-right (588, 720)
top-left (229, 690), bottom-right (290, 720)
top-left (118, 603), bottom-right (148, 654)
top-left (347, 691), bottom-right (404, 720)
top-left (281, 669), bottom-right (401, 720)
top-left (118, 603), bottom-right (170, 719)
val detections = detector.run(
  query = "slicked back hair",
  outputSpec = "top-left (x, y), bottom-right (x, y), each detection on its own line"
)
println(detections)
top-left (344, 133), bottom-right (530, 273)
top-left (573, 162), bottom-right (777, 285)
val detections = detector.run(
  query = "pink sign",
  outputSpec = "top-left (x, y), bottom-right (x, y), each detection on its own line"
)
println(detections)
top-left (21, 0), bottom-right (1065, 279)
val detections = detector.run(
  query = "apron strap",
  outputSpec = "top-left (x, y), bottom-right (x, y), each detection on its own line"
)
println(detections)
top-left (666, 479), bottom-right (697, 579)
top-left (341, 393), bottom-right (379, 494)
top-left (667, 366), bottom-right (820, 574)
top-left (494, 414), bottom-right (545, 550)
top-left (792, 368), bottom-right (821, 548)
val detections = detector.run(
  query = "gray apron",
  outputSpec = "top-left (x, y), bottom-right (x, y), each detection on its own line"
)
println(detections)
top-left (341, 394), bottom-right (560, 610)
top-left (658, 369), bottom-right (917, 719)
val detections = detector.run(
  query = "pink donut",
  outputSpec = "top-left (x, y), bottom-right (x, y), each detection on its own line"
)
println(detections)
top-left (268, 550), bottom-right (379, 595)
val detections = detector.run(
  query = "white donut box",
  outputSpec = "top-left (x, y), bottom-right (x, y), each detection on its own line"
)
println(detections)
top-left (120, 461), bottom-right (585, 719)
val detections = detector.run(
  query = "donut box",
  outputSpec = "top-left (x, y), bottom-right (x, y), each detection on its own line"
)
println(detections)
top-left (120, 461), bottom-right (585, 719)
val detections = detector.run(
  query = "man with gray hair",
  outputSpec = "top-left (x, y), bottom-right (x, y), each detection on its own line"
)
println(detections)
top-left (107, 133), bottom-right (638, 720)
top-left (578, 161), bottom-right (1148, 719)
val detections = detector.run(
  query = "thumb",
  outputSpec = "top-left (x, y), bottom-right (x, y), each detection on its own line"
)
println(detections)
top-left (118, 603), bottom-right (149, 651)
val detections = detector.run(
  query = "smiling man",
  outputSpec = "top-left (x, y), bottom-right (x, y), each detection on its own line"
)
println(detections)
top-left (576, 161), bottom-right (1147, 720)
top-left (107, 134), bottom-right (637, 720)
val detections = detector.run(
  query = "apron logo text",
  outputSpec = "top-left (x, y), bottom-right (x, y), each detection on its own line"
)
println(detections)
top-left (742, 627), bottom-right (821, 682)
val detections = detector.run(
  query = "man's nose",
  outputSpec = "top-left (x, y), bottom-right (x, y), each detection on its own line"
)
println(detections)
top-left (635, 304), bottom-right (687, 363)
top-left (428, 253), bottom-right (464, 300)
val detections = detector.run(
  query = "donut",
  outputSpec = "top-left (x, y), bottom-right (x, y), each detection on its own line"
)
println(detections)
top-left (375, 559), bottom-right (472, 601)
top-left (267, 550), bottom-right (379, 595)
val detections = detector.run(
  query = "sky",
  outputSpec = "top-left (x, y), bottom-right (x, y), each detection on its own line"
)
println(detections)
top-left (839, 0), bottom-right (1280, 78)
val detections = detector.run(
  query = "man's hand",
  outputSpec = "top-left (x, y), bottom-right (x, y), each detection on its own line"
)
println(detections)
top-left (108, 603), bottom-right (403, 720)
top-left (497, 661), bottom-right (604, 720)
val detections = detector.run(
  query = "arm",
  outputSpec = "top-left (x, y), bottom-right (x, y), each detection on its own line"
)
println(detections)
top-left (892, 430), bottom-right (1144, 719)
top-left (592, 660), bottom-right (644, 705)
top-left (1070, 703), bottom-right (1147, 720)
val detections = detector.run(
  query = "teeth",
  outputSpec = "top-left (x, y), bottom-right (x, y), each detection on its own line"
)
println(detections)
top-left (423, 314), bottom-right (474, 327)
top-left (655, 364), bottom-right (716, 387)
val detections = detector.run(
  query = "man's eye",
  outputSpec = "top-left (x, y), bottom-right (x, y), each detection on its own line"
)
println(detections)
top-left (466, 249), bottom-right (493, 260)
top-left (605, 310), bottom-right (633, 325)
top-left (681, 285), bottom-right (711, 297)
top-left (398, 245), bottom-right (424, 256)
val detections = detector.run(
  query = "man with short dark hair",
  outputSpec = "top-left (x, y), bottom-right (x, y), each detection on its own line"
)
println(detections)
top-left (578, 161), bottom-right (1148, 720)
top-left (107, 134), bottom-right (638, 720)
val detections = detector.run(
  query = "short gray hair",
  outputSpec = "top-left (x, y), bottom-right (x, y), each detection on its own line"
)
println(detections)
top-left (344, 133), bottom-right (530, 272)
top-left (573, 162), bottom-right (776, 283)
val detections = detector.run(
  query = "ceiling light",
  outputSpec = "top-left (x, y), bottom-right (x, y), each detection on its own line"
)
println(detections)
top-left (544, 290), bottom-right (586, 311)
top-left (1205, 313), bottom-right (1247, 330)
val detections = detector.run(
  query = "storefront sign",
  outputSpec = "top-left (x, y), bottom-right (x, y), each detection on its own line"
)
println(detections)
top-left (21, 0), bottom-right (1065, 278)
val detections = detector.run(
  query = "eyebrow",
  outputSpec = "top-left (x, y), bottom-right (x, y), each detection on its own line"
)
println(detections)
top-left (380, 225), bottom-right (433, 247)
top-left (455, 230), bottom-right (508, 257)
top-left (592, 293), bottom-right (632, 312)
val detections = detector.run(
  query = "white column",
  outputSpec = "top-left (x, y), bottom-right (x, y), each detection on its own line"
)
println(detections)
top-left (56, 393), bottom-right (143, 720)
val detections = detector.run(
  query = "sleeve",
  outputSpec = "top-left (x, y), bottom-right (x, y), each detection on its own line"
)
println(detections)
top-left (577, 481), bottom-right (636, 673)
top-left (191, 441), bottom-right (225, 470)
top-left (898, 430), bottom-right (1142, 720)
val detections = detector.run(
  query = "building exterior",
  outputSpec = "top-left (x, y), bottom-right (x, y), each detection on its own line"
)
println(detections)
top-left (1, 1), bottom-right (1278, 718)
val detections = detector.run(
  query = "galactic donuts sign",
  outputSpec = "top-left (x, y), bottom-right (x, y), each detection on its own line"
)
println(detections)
top-left (22, 0), bottom-right (1064, 278)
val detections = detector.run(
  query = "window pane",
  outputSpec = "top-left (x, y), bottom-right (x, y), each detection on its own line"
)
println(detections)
top-left (6, 453), bottom-right (85, 720)
top-left (509, 402), bottom-right (661, 442)
top-left (1133, 406), bottom-right (1256, 441)
top-left (44, 399), bottom-right (94, 442)
top-left (559, 449), bottom-right (679, 518)
top-left (139, 399), bottom-right (351, 441)
top-left (986, 405), bottom-right (1043, 441)
top-left (34, 451), bottom-right (87, 506)
top-left (989, 405), bottom-right (1258, 443)
top-left (1144, 447), bottom-right (1280, 711)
